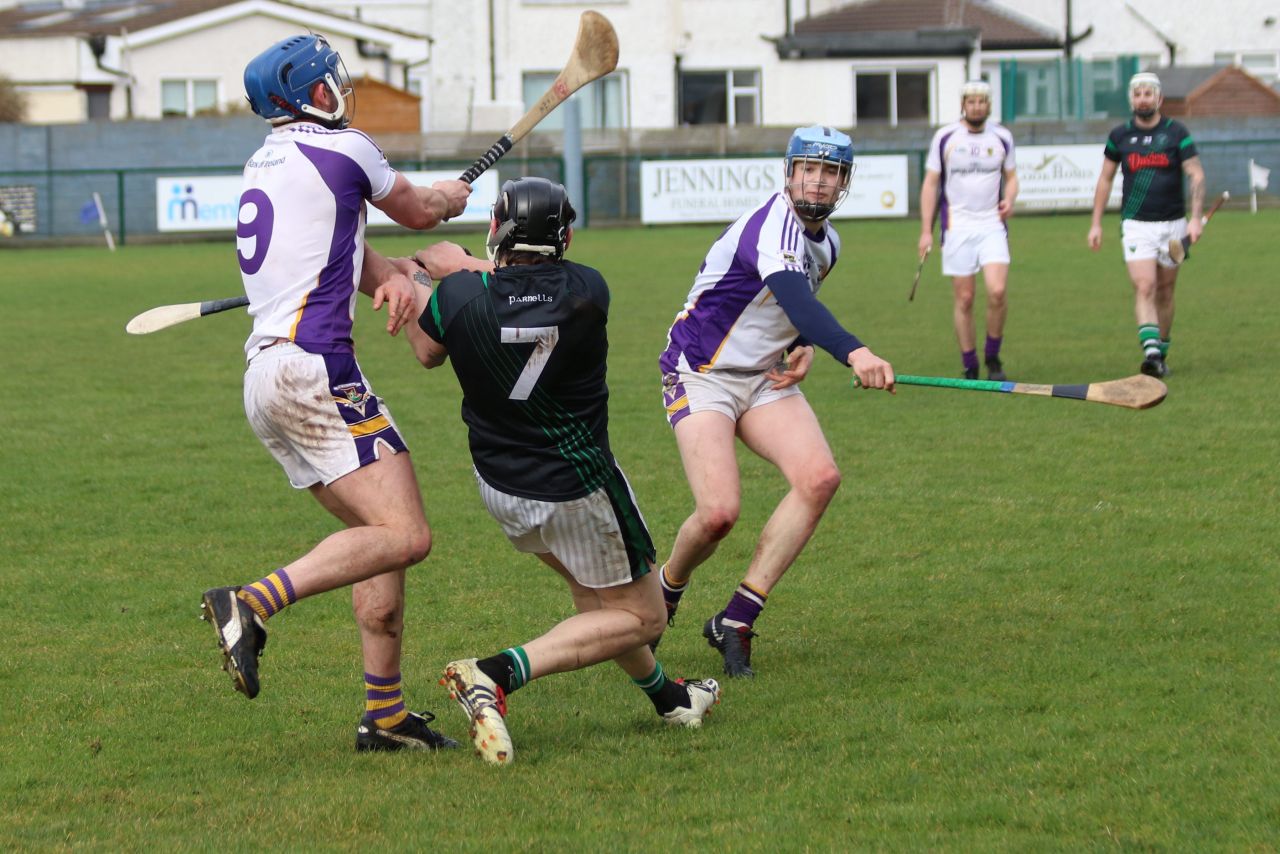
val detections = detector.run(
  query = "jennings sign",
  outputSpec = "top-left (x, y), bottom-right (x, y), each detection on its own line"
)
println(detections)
top-left (640, 156), bottom-right (908, 224)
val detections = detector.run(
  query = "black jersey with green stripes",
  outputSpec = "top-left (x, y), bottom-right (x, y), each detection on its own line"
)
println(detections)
top-left (1103, 117), bottom-right (1198, 221)
top-left (418, 260), bottom-right (614, 502)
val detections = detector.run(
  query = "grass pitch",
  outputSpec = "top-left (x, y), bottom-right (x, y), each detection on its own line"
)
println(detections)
top-left (1, 212), bottom-right (1277, 850)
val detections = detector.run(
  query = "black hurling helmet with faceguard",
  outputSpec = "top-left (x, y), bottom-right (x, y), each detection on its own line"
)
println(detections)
top-left (486, 177), bottom-right (577, 262)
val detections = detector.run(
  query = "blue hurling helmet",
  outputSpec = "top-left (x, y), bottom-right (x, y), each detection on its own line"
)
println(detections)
top-left (784, 125), bottom-right (855, 221)
top-left (243, 34), bottom-right (353, 128)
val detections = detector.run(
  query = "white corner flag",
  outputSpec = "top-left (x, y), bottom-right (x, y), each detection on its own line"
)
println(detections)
top-left (92, 191), bottom-right (116, 252)
top-left (1249, 159), bottom-right (1270, 214)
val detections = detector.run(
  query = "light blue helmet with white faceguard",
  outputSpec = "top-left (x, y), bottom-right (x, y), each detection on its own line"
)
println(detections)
top-left (243, 34), bottom-right (353, 128)
top-left (784, 125), bottom-right (855, 221)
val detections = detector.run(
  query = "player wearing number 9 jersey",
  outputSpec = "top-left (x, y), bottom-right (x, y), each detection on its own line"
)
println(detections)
top-left (200, 33), bottom-right (470, 753)
top-left (393, 177), bottom-right (721, 765)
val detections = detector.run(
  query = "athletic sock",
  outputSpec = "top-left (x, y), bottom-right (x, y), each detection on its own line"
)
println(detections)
top-left (1139, 324), bottom-right (1162, 358)
top-left (632, 661), bottom-right (689, 715)
top-left (962, 349), bottom-right (979, 374)
top-left (237, 569), bottom-right (295, 621)
top-left (1159, 337), bottom-right (1171, 357)
top-left (364, 672), bottom-right (408, 730)
top-left (659, 563), bottom-right (688, 614)
top-left (984, 335), bottom-right (1002, 362)
top-left (477, 647), bottom-right (529, 695)
top-left (721, 582), bottom-right (767, 630)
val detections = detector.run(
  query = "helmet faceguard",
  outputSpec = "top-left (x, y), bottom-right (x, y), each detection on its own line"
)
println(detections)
top-left (485, 177), bottom-right (577, 264)
top-left (1128, 72), bottom-right (1162, 119)
top-left (784, 125), bottom-right (855, 222)
top-left (244, 34), bottom-right (354, 129)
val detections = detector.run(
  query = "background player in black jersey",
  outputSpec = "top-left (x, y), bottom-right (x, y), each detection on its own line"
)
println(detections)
top-left (385, 177), bottom-right (721, 765)
top-left (1087, 72), bottom-right (1205, 378)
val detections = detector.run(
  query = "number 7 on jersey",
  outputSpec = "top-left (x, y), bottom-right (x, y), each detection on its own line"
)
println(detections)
top-left (501, 326), bottom-right (560, 400)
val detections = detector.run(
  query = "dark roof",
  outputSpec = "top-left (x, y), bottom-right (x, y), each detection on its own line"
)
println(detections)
top-left (0, 0), bottom-right (418, 39)
top-left (785, 0), bottom-right (1060, 55)
top-left (1150, 65), bottom-right (1228, 99)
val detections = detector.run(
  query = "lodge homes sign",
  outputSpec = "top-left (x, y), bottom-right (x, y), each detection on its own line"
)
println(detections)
top-left (641, 156), bottom-right (909, 224)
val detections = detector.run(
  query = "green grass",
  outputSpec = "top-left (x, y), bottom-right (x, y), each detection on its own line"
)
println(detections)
top-left (1, 212), bottom-right (1277, 850)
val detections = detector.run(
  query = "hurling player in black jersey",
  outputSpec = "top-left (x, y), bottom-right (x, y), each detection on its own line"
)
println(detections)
top-left (385, 177), bottom-right (721, 764)
top-left (1088, 72), bottom-right (1205, 378)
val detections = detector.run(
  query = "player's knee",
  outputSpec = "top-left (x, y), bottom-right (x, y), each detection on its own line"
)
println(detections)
top-left (635, 600), bottom-right (667, 644)
top-left (800, 464), bottom-right (842, 506)
top-left (356, 598), bottom-right (404, 636)
top-left (397, 523), bottom-right (432, 568)
top-left (987, 287), bottom-right (1007, 308)
top-left (954, 292), bottom-right (976, 312)
top-left (696, 504), bottom-right (739, 541)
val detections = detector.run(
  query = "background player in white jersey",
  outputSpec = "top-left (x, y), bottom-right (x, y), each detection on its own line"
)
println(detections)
top-left (918, 81), bottom-right (1019, 381)
top-left (382, 177), bottom-right (720, 764)
top-left (657, 126), bottom-right (895, 678)
top-left (200, 34), bottom-right (470, 752)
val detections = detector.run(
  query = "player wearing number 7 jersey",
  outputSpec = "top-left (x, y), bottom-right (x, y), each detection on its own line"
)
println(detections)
top-left (392, 177), bottom-right (721, 765)
top-left (200, 34), bottom-right (469, 752)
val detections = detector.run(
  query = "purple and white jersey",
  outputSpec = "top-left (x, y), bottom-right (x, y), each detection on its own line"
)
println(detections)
top-left (925, 121), bottom-right (1015, 234)
top-left (237, 124), bottom-right (397, 358)
top-left (660, 193), bottom-right (839, 374)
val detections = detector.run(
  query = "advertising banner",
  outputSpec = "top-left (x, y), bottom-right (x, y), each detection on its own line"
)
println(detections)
top-left (156, 170), bottom-right (498, 232)
top-left (640, 155), bottom-right (909, 224)
top-left (1015, 144), bottom-right (1121, 210)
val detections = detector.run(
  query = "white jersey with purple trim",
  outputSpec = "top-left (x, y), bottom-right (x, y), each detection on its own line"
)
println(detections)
top-left (925, 121), bottom-right (1015, 234)
top-left (660, 193), bottom-right (839, 374)
top-left (237, 123), bottom-right (397, 358)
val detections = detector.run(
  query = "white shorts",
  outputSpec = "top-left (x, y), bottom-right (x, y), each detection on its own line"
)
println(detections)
top-left (1121, 218), bottom-right (1187, 267)
top-left (474, 469), bottom-right (652, 589)
top-left (244, 342), bottom-right (408, 489)
top-left (662, 365), bottom-right (802, 428)
top-left (941, 228), bottom-right (1010, 277)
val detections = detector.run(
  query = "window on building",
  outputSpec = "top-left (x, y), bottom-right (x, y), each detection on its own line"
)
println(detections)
top-left (679, 69), bottom-right (759, 126)
top-left (1215, 50), bottom-right (1280, 83)
top-left (523, 71), bottom-right (627, 130)
top-left (161, 79), bottom-right (217, 118)
top-left (85, 86), bottom-right (111, 120)
top-left (853, 69), bottom-right (931, 125)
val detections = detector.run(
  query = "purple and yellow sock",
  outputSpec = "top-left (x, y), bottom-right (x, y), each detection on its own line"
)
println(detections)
top-left (237, 569), bottom-right (295, 621)
top-left (984, 335), bottom-right (1002, 361)
top-left (962, 350), bottom-right (979, 374)
top-left (722, 582), bottom-right (767, 630)
top-left (659, 563), bottom-right (688, 613)
top-left (364, 672), bottom-right (408, 730)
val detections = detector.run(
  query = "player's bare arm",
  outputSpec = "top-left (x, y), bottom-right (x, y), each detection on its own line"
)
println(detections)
top-left (1088, 159), bottom-right (1119, 250)
top-left (358, 243), bottom-right (416, 336)
top-left (848, 346), bottom-right (895, 392)
top-left (998, 168), bottom-right (1019, 220)
top-left (413, 241), bottom-right (495, 279)
top-left (918, 169), bottom-right (940, 255)
top-left (1184, 156), bottom-right (1206, 242)
top-left (372, 174), bottom-right (468, 230)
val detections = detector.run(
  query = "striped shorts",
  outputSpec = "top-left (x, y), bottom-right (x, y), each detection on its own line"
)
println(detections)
top-left (474, 467), bottom-right (654, 589)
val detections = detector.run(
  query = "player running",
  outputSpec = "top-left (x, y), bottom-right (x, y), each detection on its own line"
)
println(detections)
top-left (918, 80), bottom-right (1019, 381)
top-left (200, 34), bottom-right (470, 752)
top-left (1088, 71), bottom-right (1205, 378)
top-left (657, 126), bottom-right (895, 677)
top-left (394, 177), bottom-right (720, 765)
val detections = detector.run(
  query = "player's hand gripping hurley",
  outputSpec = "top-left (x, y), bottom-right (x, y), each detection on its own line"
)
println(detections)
top-left (126, 11), bottom-right (620, 336)
top-left (1168, 190), bottom-right (1228, 265)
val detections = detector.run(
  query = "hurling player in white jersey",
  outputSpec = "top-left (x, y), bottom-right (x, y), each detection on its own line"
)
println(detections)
top-left (919, 80), bottom-right (1019, 381)
top-left (657, 126), bottom-right (895, 677)
top-left (200, 34), bottom-right (471, 753)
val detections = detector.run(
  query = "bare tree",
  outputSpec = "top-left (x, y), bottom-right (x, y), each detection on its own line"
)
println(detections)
top-left (0, 74), bottom-right (27, 123)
